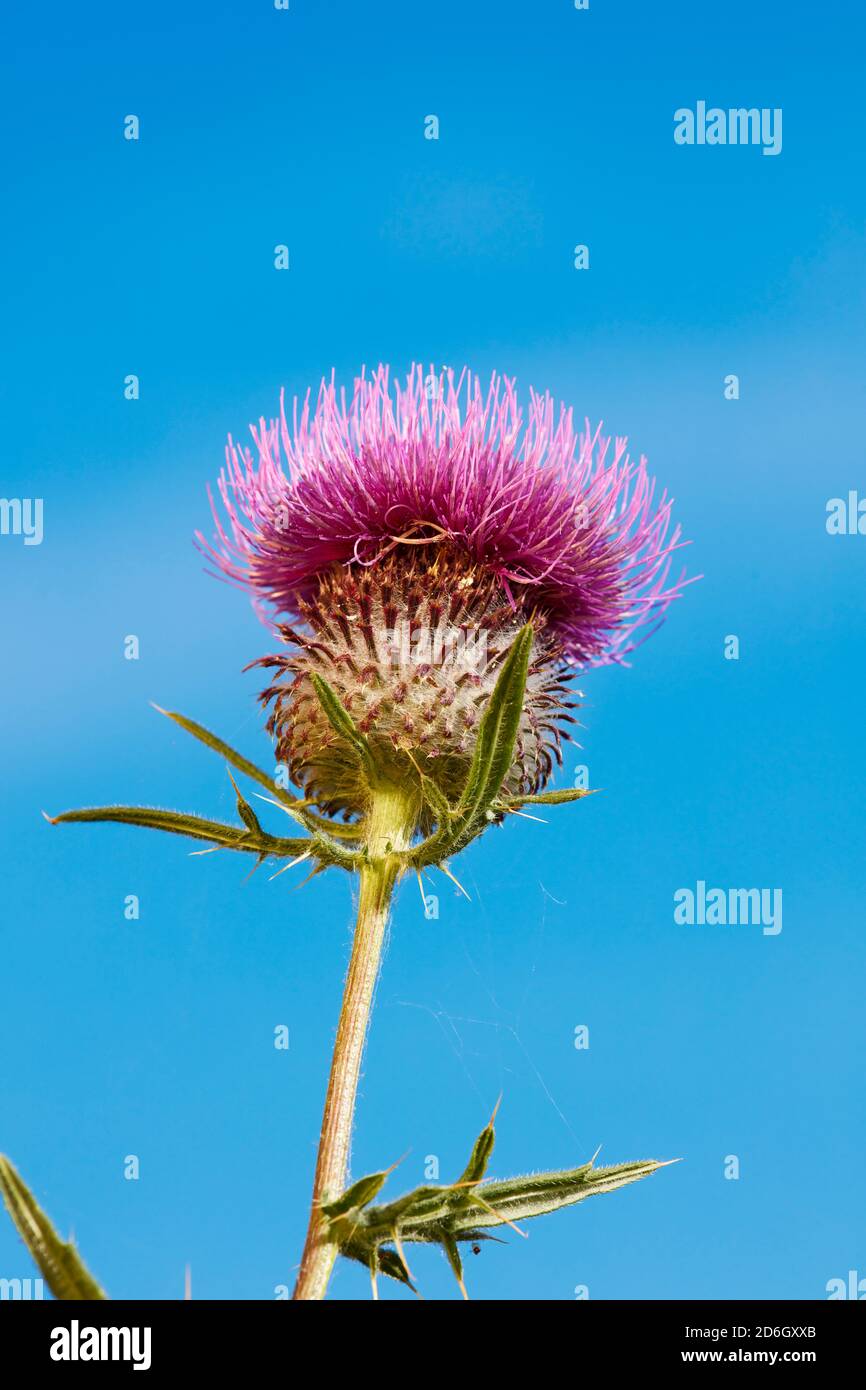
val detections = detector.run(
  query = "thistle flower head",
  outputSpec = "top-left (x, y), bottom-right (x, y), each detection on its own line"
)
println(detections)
top-left (202, 365), bottom-right (686, 669)
top-left (200, 366), bottom-right (689, 818)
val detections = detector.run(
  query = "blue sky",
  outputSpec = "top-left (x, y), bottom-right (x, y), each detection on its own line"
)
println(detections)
top-left (1, 0), bottom-right (864, 1300)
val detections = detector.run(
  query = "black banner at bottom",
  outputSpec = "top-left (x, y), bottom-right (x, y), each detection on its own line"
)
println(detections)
top-left (0, 1298), bottom-right (860, 1373)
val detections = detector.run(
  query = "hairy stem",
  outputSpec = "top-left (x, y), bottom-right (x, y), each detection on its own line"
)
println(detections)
top-left (292, 782), bottom-right (417, 1301)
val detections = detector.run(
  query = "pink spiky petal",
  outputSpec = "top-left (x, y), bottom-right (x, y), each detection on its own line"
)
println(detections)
top-left (198, 365), bottom-right (691, 668)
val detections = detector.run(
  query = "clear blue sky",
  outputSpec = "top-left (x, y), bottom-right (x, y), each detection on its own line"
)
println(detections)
top-left (1, 0), bottom-right (864, 1300)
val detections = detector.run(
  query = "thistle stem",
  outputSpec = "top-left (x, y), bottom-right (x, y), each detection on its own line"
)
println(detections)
top-left (292, 782), bottom-right (417, 1301)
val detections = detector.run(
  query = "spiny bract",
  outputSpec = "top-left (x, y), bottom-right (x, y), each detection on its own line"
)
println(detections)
top-left (249, 549), bottom-right (576, 820)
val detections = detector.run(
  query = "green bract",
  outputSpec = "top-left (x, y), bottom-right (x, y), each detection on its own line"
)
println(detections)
top-left (44, 625), bottom-right (592, 884)
top-left (0, 1157), bottom-right (107, 1301)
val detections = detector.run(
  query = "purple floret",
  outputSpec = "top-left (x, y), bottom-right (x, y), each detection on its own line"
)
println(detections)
top-left (199, 365), bottom-right (690, 667)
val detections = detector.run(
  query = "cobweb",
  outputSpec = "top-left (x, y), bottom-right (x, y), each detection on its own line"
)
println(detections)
top-left (393, 870), bottom-right (584, 1152)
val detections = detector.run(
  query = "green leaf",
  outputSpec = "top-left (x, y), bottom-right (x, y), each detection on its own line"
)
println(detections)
top-left (505, 787), bottom-right (596, 807)
top-left (154, 705), bottom-right (303, 810)
top-left (320, 1170), bottom-right (389, 1220)
top-left (154, 704), bottom-right (361, 840)
top-left (0, 1156), bottom-right (107, 1300)
top-left (227, 770), bottom-right (262, 835)
top-left (406, 624), bottom-right (535, 869)
top-left (457, 623), bottom-right (533, 823)
top-left (443, 1157), bottom-right (673, 1232)
top-left (441, 1232), bottom-right (467, 1298)
top-left (45, 805), bottom-right (305, 856)
top-left (349, 1183), bottom-right (448, 1235)
top-left (47, 802), bottom-right (360, 875)
top-left (333, 1113), bottom-right (676, 1297)
top-left (456, 1109), bottom-right (497, 1186)
top-left (309, 674), bottom-right (377, 775)
top-left (375, 1246), bottom-right (414, 1289)
top-left (418, 773), bottom-right (454, 830)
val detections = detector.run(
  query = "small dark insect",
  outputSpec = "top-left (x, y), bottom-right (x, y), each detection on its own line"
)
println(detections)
top-left (472, 1244), bottom-right (482, 1256)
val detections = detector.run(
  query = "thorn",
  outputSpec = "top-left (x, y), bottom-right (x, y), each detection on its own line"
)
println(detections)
top-left (473, 1194), bottom-right (528, 1239)
top-left (456, 1273), bottom-right (469, 1301)
top-left (189, 846), bottom-right (222, 857)
top-left (241, 856), bottom-right (266, 883)
top-left (291, 864), bottom-right (324, 891)
top-left (252, 791), bottom-right (316, 812)
top-left (590, 1144), bottom-right (603, 1166)
top-left (415, 867), bottom-right (428, 911)
top-left (370, 1263), bottom-right (379, 1301)
top-left (392, 1228), bottom-right (414, 1282)
top-left (269, 852), bottom-right (312, 881)
top-left (404, 747), bottom-right (425, 781)
top-left (488, 1093), bottom-right (503, 1127)
top-left (439, 861), bottom-right (470, 901)
top-left (378, 1148), bottom-right (411, 1181)
top-left (184, 1264), bottom-right (192, 1300)
top-left (507, 809), bottom-right (547, 823)
top-left (41, 810), bottom-right (57, 824)
top-left (150, 702), bottom-right (170, 716)
top-left (252, 792), bottom-right (300, 819)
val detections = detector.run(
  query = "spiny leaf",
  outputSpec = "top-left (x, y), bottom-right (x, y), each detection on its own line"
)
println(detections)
top-left (320, 1170), bottom-right (389, 1220)
top-left (441, 1232), bottom-right (467, 1299)
top-left (310, 674), bottom-right (378, 775)
top-left (46, 804), bottom-right (359, 874)
top-left (334, 1114), bottom-right (676, 1295)
top-left (375, 1246), bottom-right (414, 1289)
top-left (227, 769), bottom-right (262, 835)
top-left (457, 622), bottom-right (533, 823)
top-left (504, 787), bottom-right (596, 807)
top-left (405, 625), bottom-right (535, 869)
top-left (443, 1158), bottom-right (673, 1232)
top-left (154, 705), bottom-right (360, 840)
top-left (154, 705), bottom-right (304, 810)
top-left (418, 773), bottom-right (453, 829)
top-left (45, 805), bottom-right (306, 856)
top-left (0, 1156), bottom-right (107, 1300)
top-left (349, 1183), bottom-right (448, 1234)
top-left (456, 1109), bottom-right (497, 1186)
